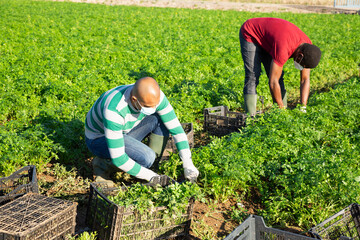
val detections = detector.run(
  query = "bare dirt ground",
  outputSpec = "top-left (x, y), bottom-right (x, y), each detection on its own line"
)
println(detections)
top-left (57, 0), bottom-right (359, 14)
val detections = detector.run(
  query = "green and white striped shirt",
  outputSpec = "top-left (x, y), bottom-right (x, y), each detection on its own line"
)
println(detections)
top-left (85, 84), bottom-right (191, 181)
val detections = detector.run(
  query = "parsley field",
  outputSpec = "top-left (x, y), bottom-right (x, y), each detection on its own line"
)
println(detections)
top-left (1, 0), bottom-right (360, 235)
top-left (190, 76), bottom-right (360, 229)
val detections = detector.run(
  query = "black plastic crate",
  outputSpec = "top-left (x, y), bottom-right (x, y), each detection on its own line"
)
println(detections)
top-left (309, 203), bottom-right (360, 240)
top-left (0, 165), bottom-right (39, 205)
top-left (162, 122), bottom-right (194, 160)
top-left (0, 193), bottom-right (77, 240)
top-left (86, 182), bottom-right (194, 240)
top-left (203, 106), bottom-right (248, 137)
top-left (204, 106), bottom-right (264, 137)
top-left (224, 215), bottom-right (317, 240)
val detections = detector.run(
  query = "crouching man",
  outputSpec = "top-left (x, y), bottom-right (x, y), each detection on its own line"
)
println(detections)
top-left (85, 77), bottom-right (199, 186)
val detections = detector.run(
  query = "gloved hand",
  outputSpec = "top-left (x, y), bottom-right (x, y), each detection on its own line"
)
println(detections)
top-left (149, 175), bottom-right (176, 187)
top-left (300, 106), bottom-right (307, 113)
top-left (183, 163), bottom-right (199, 183)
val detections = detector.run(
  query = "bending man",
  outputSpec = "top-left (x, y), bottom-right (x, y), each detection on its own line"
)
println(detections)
top-left (85, 77), bottom-right (199, 186)
top-left (239, 17), bottom-right (322, 114)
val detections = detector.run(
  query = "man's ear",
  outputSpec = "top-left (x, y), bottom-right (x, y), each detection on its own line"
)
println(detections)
top-left (295, 52), bottom-right (304, 63)
top-left (131, 94), bottom-right (138, 102)
top-left (294, 44), bottom-right (304, 57)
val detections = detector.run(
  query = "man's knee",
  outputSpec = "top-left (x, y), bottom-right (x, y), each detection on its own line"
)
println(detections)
top-left (244, 79), bottom-right (258, 95)
top-left (144, 114), bottom-right (163, 128)
top-left (141, 148), bottom-right (156, 168)
top-left (142, 114), bottom-right (159, 126)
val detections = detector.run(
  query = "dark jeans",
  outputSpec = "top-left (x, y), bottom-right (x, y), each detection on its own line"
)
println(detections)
top-left (240, 31), bottom-right (286, 95)
top-left (85, 113), bottom-right (169, 168)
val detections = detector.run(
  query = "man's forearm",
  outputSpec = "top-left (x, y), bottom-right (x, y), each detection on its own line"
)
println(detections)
top-left (269, 81), bottom-right (284, 108)
top-left (300, 81), bottom-right (310, 106)
top-left (300, 70), bottom-right (311, 106)
top-left (269, 61), bottom-right (285, 108)
top-left (300, 86), bottom-right (310, 105)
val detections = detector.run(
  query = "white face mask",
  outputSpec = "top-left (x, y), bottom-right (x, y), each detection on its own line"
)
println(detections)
top-left (136, 99), bottom-right (156, 115)
top-left (294, 60), bottom-right (304, 71)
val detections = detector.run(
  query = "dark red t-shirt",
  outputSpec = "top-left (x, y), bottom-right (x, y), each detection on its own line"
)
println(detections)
top-left (241, 18), bottom-right (311, 67)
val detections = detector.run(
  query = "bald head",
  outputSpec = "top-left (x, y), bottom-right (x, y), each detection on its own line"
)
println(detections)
top-left (131, 77), bottom-right (160, 108)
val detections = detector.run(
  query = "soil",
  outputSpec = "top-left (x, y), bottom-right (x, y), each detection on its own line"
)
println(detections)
top-left (192, 200), bottom-right (239, 239)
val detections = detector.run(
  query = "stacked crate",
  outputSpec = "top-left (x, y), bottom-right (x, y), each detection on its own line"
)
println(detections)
top-left (0, 166), bottom-right (77, 240)
top-left (0, 165), bottom-right (39, 205)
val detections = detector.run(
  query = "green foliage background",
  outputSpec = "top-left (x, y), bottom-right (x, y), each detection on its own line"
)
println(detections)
top-left (189, 77), bottom-right (360, 228)
top-left (0, 0), bottom-right (360, 232)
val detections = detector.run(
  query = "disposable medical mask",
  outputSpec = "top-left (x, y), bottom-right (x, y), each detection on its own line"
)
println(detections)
top-left (136, 99), bottom-right (156, 115)
top-left (294, 60), bottom-right (304, 71)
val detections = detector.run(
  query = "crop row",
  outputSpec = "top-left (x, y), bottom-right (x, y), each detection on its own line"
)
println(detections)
top-left (162, 75), bottom-right (360, 229)
top-left (0, 0), bottom-right (360, 233)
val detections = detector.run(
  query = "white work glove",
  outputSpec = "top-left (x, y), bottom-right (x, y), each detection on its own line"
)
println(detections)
top-left (183, 162), bottom-right (199, 183)
top-left (140, 168), bottom-right (159, 182)
top-left (300, 106), bottom-right (307, 113)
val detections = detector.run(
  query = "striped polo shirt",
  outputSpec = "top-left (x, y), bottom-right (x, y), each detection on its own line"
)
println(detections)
top-left (85, 84), bottom-right (191, 180)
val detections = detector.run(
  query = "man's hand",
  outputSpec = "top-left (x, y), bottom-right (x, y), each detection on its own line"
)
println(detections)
top-left (149, 175), bottom-right (176, 187)
top-left (183, 163), bottom-right (199, 183)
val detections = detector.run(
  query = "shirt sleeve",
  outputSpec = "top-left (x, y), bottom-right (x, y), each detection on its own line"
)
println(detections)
top-left (103, 107), bottom-right (157, 181)
top-left (156, 92), bottom-right (192, 167)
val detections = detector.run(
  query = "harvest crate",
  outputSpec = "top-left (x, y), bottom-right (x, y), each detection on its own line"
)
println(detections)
top-left (204, 106), bottom-right (264, 137)
top-left (224, 215), bottom-right (317, 240)
top-left (0, 193), bottom-right (77, 240)
top-left (203, 106), bottom-right (247, 137)
top-left (0, 165), bottom-right (39, 205)
top-left (309, 203), bottom-right (360, 240)
top-left (162, 122), bottom-right (194, 160)
top-left (86, 182), bottom-right (194, 240)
